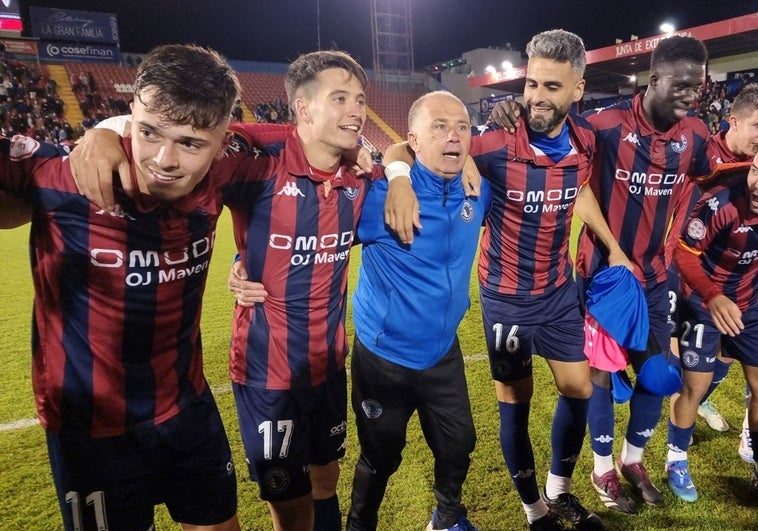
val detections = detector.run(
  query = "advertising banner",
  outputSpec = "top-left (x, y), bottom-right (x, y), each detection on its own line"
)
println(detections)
top-left (29, 7), bottom-right (118, 45)
top-left (38, 40), bottom-right (120, 63)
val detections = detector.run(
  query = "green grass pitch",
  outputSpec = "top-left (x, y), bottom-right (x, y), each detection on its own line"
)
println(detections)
top-left (1, 211), bottom-right (756, 530)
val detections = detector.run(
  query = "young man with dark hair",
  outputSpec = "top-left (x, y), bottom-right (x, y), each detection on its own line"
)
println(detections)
top-left (71, 48), bottom-right (416, 531)
top-left (575, 36), bottom-right (713, 512)
top-left (1, 44), bottom-right (243, 531)
top-left (670, 156), bottom-right (758, 492)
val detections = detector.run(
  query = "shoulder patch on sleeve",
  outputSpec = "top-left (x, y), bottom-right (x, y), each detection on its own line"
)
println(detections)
top-left (9, 135), bottom-right (40, 160)
top-left (687, 218), bottom-right (706, 241)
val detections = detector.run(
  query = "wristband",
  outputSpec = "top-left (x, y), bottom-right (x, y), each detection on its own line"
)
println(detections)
top-left (384, 160), bottom-right (411, 182)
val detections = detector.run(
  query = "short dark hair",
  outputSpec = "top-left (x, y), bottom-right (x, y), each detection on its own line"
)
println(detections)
top-left (285, 50), bottom-right (368, 116)
top-left (650, 36), bottom-right (708, 70)
top-left (134, 44), bottom-right (239, 130)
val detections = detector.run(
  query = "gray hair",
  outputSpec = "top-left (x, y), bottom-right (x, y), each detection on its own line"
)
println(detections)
top-left (525, 29), bottom-right (586, 78)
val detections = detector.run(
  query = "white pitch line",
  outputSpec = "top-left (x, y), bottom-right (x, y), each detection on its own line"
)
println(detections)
top-left (0, 356), bottom-right (488, 434)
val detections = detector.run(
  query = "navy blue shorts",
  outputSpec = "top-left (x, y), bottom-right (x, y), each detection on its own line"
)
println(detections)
top-left (233, 369), bottom-right (347, 501)
top-left (47, 387), bottom-right (237, 531)
top-left (678, 298), bottom-right (758, 372)
top-left (578, 274), bottom-right (671, 357)
top-left (480, 279), bottom-right (586, 382)
top-left (666, 266), bottom-right (683, 337)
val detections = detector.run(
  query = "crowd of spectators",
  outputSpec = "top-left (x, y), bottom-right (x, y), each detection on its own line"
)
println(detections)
top-left (0, 59), bottom-right (77, 146)
top-left (253, 98), bottom-right (290, 123)
top-left (72, 69), bottom-right (130, 130)
top-left (694, 72), bottom-right (756, 134)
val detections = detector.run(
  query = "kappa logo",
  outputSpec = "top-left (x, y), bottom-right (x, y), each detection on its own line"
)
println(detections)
top-left (671, 134), bottom-right (688, 153)
top-left (561, 454), bottom-right (579, 464)
top-left (707, 197), bottom-right (720, 212)
top-left (667, 443), bottom-right (685, 453)
top-left (512, 468), bottom-right (535, 479)
top-left (593, 435), bottom-right (613, 444)
top-left (95, 204), bottom-right (136, 220)
top-left (636, 428), bottom-right (655, 439)
top-left (622, 132), bottom-right (640, 145)
top-left (735, 225), bottom-right (754, 234)
top-left (277, 181), bottom-right (305, 197)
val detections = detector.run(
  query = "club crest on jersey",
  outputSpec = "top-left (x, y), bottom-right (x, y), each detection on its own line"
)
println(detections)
top-left (9, 134), bottom-right (39, 160)
top-left (671, 134), bottom-right (688, 153)
top-left (687, 218), bottom-right (706, 240)
top-left (343, 186), bottom-right (360, 200)
top-left (461, 199), bottom-right (474, 222)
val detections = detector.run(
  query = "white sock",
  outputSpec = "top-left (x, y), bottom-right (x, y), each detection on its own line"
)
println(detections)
top-left (620, 439), bottom-right (644, 465)
top-left (523, 499), bottom-right (548, 524)
top-left (544, 471), bottom-right (572, 499)
top-left (593, 452), bottom-right (615, 475)
top-left (521, 498), bottom-right (547, 524)
top-left (667, 448), bottom-right (688, 463)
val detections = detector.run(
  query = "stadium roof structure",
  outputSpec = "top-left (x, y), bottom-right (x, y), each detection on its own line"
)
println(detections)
top-left (468, 13), bottom-right (758, 96)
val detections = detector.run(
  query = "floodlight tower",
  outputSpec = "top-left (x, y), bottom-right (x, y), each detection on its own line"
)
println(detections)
top-left (370, 0), bottom-right (414, 86)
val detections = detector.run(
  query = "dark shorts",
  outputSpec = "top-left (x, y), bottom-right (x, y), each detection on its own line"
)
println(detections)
top-left (666, 266), bottom-right (682, 337)
top-left (678, 299), bottom-right (758, 372)
top-left (47, 387), bottom-right (237, 531)
top-left (233, 369), bottom-right (347, 501)
top-left (578, 274), bottom-right (671, 357)
top-left (480, 279), bottom-right (586, 382)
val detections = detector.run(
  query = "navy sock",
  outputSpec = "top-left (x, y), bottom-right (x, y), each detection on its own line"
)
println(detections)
top-left (550, 395), bottom-right (588, 478)
top-left (498, 400), bottom-right (539, 504)
top-left (625, 384), bottom-right (663, 448)
top-left (667, 419), bottom-right (695, 455)
top-left (751, 430), bottom-right (758, 464)
top-left (314, 494), bottom-right (341, 531)
top-left (588, 383), bottom-right (614, 456)
top-left (701, 359), bottom-right (731, 403)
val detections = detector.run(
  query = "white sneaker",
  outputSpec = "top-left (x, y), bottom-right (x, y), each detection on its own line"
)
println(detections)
top-left (739, 410), bottom-right (754, 464)
top-left (698, 399), bottom-right (729, 432)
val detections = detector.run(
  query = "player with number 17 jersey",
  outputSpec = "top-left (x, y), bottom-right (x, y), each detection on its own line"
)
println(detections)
top-left (226, 124), bottom-right (380, 391)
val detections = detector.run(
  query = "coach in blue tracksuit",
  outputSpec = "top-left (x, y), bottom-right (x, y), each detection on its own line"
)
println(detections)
top-left (346, 91), bottom-right (491, 531)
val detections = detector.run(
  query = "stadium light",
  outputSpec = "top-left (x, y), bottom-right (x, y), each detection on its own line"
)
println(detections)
top-left (660, 22), bottom-right (675, 34)
top-left (629, 75), bottom-right (637, 83)
top-left (485, 65), bottom-right (496, 74)
top-left (501, 61), bottom-right (513, 71)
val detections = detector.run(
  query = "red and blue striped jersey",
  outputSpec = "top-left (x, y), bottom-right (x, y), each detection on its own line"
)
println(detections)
top-left (471, 115), bottom-right (595, 296)
top-left (576, 94), bottom-right (712, 287)
top-left (224, 125), bottom-right (380, 390)
top-left (666, 131), bottom-right (753, 263)
top-left (678, 166), bottom-right (758, 312)
top-left (1, 136), bottom-right (236, 437)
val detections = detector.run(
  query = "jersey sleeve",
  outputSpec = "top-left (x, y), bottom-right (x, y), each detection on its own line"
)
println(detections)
top-left (229, 122), bottom-right (293, 146)
top-left (0, 135), bottom-right (70, 195)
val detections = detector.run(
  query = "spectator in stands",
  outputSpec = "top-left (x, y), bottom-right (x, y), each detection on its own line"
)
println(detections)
top-left (232, 99), bottom-right (243, 122)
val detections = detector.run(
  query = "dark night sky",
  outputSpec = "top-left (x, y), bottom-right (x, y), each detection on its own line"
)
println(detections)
top-left (17, 0), bottom-right (758, 67)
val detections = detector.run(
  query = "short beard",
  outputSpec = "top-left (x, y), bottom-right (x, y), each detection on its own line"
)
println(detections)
top-left (527, 103), bottom-right (569, 135)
